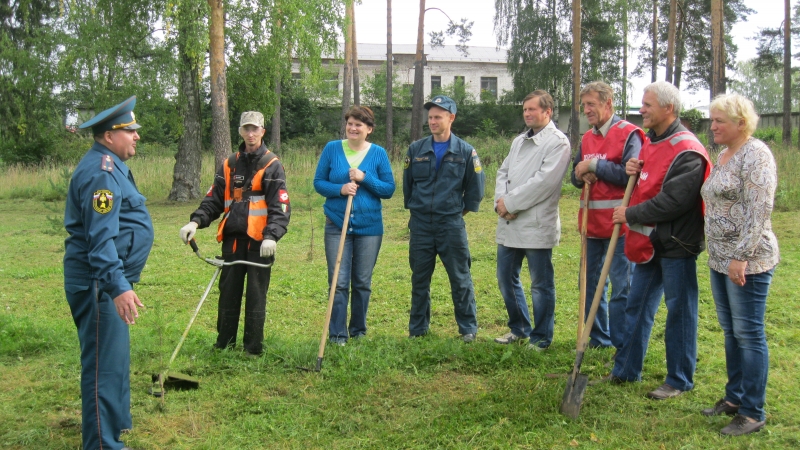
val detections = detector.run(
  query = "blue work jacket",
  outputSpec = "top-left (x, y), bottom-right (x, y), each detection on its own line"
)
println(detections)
top-left (64, 142), bottom-right (154, 299)
top-left (403, 133), bottom-right (485, 224)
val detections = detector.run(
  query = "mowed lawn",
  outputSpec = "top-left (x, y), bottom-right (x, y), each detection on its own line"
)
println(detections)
top-left (0, 152), bottom-right (798, 449)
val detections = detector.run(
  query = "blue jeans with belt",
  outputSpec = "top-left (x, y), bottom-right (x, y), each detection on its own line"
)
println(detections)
top-left (408, 218), bottom-right (478, 336)
top-left (612, 256), bottom-right (699, 391)
top-left (710, 268), bottom-right (774, 422)
top-left (324, 221), bottom-right (383, 342)
top-left (496, 245), bottom-right (556, 347)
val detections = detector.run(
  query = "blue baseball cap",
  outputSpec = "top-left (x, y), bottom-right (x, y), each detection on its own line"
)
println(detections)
top-left (79, 96), bottom-right (141, 134)
top-left (424, 95), bottom-right (457, 115)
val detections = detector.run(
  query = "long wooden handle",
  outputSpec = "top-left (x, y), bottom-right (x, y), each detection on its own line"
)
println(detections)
top-left (316, 195), bottom-right (354, 369)
top-left (576, 175), bottom-right (637, 357)
top-left (577, 183), bottom-right (590, 341)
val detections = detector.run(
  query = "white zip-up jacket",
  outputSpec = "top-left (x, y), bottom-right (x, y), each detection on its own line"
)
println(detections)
top-left (495, 120), bottom-right (571, 249)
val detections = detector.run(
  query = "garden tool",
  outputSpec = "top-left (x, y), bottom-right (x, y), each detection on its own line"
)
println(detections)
top-left (560, 175), bottom-right (636, 419)
top-left (299, 194), bottom-right (353, 372)
top-left (150, 239), bottom-right (272, 397)
top-left (577, 183), bottom-right (590, 341)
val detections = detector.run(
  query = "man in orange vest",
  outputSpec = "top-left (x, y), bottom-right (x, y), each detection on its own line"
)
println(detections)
top-left (607, 81), bottom-right (711, 400)
top-left (571, 81), bottom-right (644, 352)
top-left (180, 111), bottom-right (291, 356)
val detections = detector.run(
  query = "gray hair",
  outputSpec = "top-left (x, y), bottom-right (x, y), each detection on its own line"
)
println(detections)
top-left (580, 81), bottom-right (614, 106)
top-left (643, 81), bottom-right (682, 116)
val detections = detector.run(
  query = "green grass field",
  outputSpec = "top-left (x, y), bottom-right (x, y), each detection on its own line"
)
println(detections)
top-left (0, 143), bottom-right (798, 449)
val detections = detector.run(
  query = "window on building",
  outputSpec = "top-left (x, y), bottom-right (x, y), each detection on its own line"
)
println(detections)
top-left (323, 73), bottom-right (339, 94)
top-left (480, 77), bottom-right (498, 98)
top-left (431, 76), bottom-right (442, 93)
top-left (453, 76), bottom-right (465, 86)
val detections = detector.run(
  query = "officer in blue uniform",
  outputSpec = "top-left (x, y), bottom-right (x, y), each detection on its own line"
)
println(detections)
top-left (403, 95), bottom-right (485, 342)
top-left (64, 96), bottom-right (154, 450)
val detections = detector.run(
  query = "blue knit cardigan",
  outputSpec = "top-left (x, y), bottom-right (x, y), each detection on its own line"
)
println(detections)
top-left (313, 140), bottom-right (396, 235)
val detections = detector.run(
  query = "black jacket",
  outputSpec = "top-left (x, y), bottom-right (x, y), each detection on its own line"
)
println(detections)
top-left (190, 142), bottom-right (290, 242)
top-left (625, 119), bottom-right (708, 259)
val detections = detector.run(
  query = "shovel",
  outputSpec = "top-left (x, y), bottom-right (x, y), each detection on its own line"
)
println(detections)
top-left (577, 183), bottom-right (590, 341)
top-left (299, 194), bottom-right (353, 372)
top-left (150, 239), bottom-right (272, 396)
top-left (560, 175), bottom-right (636, 419)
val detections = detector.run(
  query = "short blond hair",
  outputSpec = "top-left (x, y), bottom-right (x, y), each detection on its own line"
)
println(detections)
top-left (709, 93), bottom-right (759, 137)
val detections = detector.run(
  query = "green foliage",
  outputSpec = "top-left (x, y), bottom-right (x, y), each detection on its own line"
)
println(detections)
top-left (753, 127), bottom-right (783, 144)
top-left (680, 108), bottom-right (704, 132)
top-left (731, 60), bottom-right (797, 114)
top-left (475, 118), bottom-right (499, 138)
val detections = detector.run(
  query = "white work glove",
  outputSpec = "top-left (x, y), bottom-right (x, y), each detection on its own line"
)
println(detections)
top-left (260, 239), bottom-right (277, 258)
top-left (179, 222), bottom-right (199, 244)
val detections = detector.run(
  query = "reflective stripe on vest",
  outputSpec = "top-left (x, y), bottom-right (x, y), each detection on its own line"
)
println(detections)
top-left (624, 131), bottom-right (711, 264)
top-left (578, 120), bottom-right (644, 238)
top-left (216, 152), bottom-right (278, 242)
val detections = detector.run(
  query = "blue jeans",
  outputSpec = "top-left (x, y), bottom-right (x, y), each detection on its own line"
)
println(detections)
top-left (408, 218), bottom-right (478, 336)
top-left (496, 245), bottom-right (556, 347)
top-left (710, 268), bottom-right (774, 422)
top-left (612, 256), bottom-right (698, 391)
top-left (324, 221), bottom-right (383, 341)
top-left (583, 236), bottom-right (633, 349)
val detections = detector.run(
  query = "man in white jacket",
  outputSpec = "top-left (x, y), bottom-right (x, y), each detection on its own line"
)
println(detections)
top-left (494, 90), bottom-right (571, 350)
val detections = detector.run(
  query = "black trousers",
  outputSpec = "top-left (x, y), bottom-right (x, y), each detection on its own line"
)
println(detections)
top-left (215, 235), bottom-right (272, 354)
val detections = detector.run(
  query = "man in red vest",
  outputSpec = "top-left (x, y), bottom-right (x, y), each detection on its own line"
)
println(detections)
top-left (179, 111), bottom-right (291, 356)
top-left (607, 81), bottom-right (711, 400)
top-left (571, 81), bottom-right (644, 352)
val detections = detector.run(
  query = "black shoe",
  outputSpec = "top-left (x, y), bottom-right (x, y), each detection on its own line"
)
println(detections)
top-left (646, 383), bottom-right (684, 400)
top-left (702, 398), bottom-right (739, 417)
top-left (720, 414), bottom-right (765, 436)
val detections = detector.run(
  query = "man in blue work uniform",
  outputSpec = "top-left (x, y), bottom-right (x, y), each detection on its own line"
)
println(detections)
top-left (403, 95), bottom-right (485, 342)
top-left (64, 96), bottom-right (154, 450)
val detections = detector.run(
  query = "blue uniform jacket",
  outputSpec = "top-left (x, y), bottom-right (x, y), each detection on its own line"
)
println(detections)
top-left (64, 142), bottom-right (154, 299)
top-left (403, 134), bottom-right (485, 223)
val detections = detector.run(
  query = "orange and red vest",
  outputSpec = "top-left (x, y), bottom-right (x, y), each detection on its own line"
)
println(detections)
top-left (578, 120), bottom-right (644, 238)
top-left (624, 131), bottom-right (711, 264)
top-left (216, 152), bottom-right (278, 242)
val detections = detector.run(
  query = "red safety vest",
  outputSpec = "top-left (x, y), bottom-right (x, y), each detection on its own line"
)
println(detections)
top-left (624, 131), bottom-right (711, 263)
top-left (578, 120), bottom-right (644, 238)
top-left (216, 151), bottom-right (278, 242)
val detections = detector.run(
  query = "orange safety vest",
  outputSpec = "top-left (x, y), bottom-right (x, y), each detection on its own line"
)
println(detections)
top-left (624, 131), bottom-right (711, 264)
top-left (216, 151), bottom-right (279, 242)
top-left (578, 120), bottom-right (645, 238)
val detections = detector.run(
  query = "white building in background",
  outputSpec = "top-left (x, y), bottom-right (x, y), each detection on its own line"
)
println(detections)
top-left (293, 43), bottom-right (513, 102)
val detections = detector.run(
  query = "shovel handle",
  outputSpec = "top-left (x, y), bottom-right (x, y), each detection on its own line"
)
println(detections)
top-left (189, 238), bottom-right (199, 253)
top-left (577, 183), bottom-right (590, 341)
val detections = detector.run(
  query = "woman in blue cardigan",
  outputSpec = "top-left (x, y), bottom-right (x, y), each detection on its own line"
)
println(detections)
top-left (313, 106), bottom-right (396, 345)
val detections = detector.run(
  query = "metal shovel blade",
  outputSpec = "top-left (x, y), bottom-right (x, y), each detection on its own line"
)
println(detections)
top-left (149, 372), bottom-right (200, 396)
top-left (560, 372), bottom-right (589, 419)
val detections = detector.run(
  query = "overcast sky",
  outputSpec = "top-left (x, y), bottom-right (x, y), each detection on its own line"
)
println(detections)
top-left (355, 0), bottom-right (784, 108)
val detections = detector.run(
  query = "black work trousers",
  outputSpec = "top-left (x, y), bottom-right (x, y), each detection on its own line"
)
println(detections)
top-left (215, 235), bottom-right (272, 355)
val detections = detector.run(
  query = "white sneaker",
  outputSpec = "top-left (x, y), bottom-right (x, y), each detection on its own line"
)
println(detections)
top-left (494, 332), bottom-right (524, 344)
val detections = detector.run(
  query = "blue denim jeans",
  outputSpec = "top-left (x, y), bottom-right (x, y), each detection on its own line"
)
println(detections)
top-left (612, 256), bottom-right (698, 391)
top-left (496, 245), bottom-right (556, 347)
top-left (408, 218), bottom-right (478, 336)
top-left (710, 268), bottom-right (774, 422)
top-left (583, 236), bottom-right (633, 349)
top-left (324, 221), bottom-right (383, 342)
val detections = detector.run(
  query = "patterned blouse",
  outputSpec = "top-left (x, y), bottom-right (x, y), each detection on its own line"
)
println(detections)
top-left (701, 137), bottom-right (780, 274)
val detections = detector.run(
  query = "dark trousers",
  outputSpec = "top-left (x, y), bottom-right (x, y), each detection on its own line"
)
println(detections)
top-left (216, 236), bottom-right (272, 355)
top-left (65, 280), bottom-right (130, 450)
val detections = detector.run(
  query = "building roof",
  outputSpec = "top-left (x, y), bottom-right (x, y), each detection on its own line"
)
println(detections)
top-left (329, 43), bottom-right (507, 63)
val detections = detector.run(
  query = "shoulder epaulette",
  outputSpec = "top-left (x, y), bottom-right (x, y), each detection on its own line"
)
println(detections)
top-left (100, 154), bottom-right (114, 172)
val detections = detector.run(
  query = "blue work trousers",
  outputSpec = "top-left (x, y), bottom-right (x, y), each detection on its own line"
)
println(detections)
top-left (65, 281), bottom-right (131, 450)
top-left (408, 218), bottom-right (478, 336)
top-left (582, 236), bottom-right (633, 349)
top-left (612, 256), bottom-right (699, 391)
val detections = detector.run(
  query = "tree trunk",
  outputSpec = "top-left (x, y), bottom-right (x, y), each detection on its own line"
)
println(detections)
top-left (341, 0), bottom-right (354, 138)
top-left (570, 0), bottom-right (581, 148)
top-left (651, 0), bottom-right (658, 83)
top-left (271, 77), bottom-right (281, 152)
top-left (169, 12), bottom-right (203, 202)
top-left (410, 0), bottom-right (426, 142)
top-left (208, 0), bottom-right (232, 170)
top-left (784, 0), bottom-right (792, 146)
top-left (386, 0), bottom-right (394, 157)
top-left (710, 0), bottom-right (726, 98)
top-left (666, 0), bottom-right (677, 83)
top-left (674, 2), bottom-right (685, 89)
top-left (352, 9), bottom-right (360, 106)
top-left (622, 5), bottom-right (628, 120)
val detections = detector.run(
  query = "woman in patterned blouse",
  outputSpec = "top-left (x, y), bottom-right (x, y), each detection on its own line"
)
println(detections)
top-left (700, 94), bottom-right (780, 436)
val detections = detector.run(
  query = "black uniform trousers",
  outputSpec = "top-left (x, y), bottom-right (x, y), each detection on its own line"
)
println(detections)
top-left (215, 235), bottom-right (272, 355)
